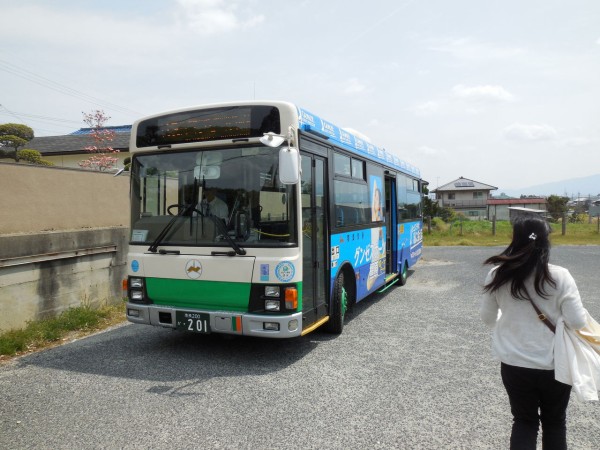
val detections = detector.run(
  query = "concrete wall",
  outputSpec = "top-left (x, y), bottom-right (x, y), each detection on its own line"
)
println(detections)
top-left (0, 163), bottom-right (131, 331)
top-left (0, 162), bottom-right (129, 234)
top-left (0, 228), bottom-right (128, 331)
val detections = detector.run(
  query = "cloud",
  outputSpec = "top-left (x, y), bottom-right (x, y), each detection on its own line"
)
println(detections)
top-left (176, 0), bottom-right (264, 34)
top-left (452, 84), bottom-right (516, 103)
top-left (343, 127), bottom-right (372, 143)
top-left (342, 78), bottom-right (368, 95)
top-left (560, 137), bottom-right (592, 147)
top-left (427, 36), bottom-right (525, 61)
top-left (503, 123), bottom-right (558, 141)
top-left (412, 85), bottom-right (514, 118)
top-left (412, 101), bottom-right (440, 116)
top-left (417, 145), bottom-right (444, 156)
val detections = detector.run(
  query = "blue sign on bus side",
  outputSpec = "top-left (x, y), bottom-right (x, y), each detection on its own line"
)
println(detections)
top-left (330, 227), bottom-right (387, 299)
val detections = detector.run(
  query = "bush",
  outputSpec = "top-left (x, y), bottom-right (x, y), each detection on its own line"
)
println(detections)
top-left (569, 212), bottom-right (587, 224)
top-left (431, 217), bottom-right (449, 231)
top-left (439, 207), bottom-right (457, 223)
top-left (16, 149), bottom-right (54, 166)
top-left (17, 149), bottom-right (42, 164)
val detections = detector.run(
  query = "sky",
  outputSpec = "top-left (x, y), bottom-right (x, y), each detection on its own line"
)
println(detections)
top-left (1, 0), bottom-right (599, 192)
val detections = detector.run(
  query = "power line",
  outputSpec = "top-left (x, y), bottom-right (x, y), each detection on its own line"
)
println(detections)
top-left (0, 107), bottom-right (81, 125)
top-left (0, 59), bottom-right (144, 117)
top-left (0, 104), bottom-right (82, 136)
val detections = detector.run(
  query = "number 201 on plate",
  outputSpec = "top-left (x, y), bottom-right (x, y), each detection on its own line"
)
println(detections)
top-left (176, 312), bottom-right (210, 334)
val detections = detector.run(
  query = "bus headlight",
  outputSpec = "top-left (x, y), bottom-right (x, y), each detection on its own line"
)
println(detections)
top-left (265, 299), bottom-right (280, 311)
top-left (129, 277), bottom-right (144, 288)
top-left (265, 286), bottom-right (280, 297)
top-left (128, 276), bottom-right (146, 304)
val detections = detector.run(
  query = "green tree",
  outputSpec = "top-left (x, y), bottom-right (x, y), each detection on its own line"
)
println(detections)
top-left (546, 195), bottom-right (569, 222)
top-left (0, 135), bottom-right (27, 161)
top-left (0, 123), bottom-right (35, 162)
top-left (422, 185), bottom-right (439, 218)
top-left (422, 185), bottom-right (456, 223)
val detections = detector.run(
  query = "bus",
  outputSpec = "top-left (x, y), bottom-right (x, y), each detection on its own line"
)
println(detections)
top-left (125, 101), bottom-right (424, 338)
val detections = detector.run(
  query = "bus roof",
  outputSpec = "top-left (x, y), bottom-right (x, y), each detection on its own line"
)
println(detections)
top-left (295, 106), bottom-right (420, 178)
top-left (130, 100), bottom-right (420, 179)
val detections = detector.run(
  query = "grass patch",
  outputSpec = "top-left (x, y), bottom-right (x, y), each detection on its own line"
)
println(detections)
top-left (423, 220), bottom-right (600, 247)
top-left (0, 301), bottom-right (125, 360)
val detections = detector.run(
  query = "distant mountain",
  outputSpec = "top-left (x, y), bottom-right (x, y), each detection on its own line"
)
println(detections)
top-left (499, 174), bottom-right (600, 198)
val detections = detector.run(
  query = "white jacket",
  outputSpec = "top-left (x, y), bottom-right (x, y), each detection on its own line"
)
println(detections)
top-left (481, 264), bottom-right (587, 370)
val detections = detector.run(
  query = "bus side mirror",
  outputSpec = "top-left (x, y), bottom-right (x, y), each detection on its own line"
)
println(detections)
top-left (279, 147), bottom-right (299, 184)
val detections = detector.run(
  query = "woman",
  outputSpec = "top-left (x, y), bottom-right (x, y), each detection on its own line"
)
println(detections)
top-left (480, 216), bottom-right (587, 449)
top-left (372, 185), bottom-right (383, 222)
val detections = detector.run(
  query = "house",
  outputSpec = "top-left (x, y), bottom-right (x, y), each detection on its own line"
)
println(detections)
top-left (26, 125), bottom-right (132, 169)
top-left (432, 176), bottom-right (497, 219)
top-left (487, 198), bottom-right (547, 221)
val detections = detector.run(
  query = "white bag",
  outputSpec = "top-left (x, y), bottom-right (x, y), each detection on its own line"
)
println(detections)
top-left (554, 311), bottom-right (600, 402)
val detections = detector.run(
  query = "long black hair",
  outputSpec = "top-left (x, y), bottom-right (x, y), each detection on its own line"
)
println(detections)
top-left (483, 215), bottom-right (556, 300)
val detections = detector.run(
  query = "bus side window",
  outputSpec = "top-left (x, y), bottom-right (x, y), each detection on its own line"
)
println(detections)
top-left (336, 206), bottom-right (344, 227)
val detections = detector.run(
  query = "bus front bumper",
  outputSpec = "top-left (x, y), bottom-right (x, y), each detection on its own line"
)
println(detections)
top-left (126, 303), bottom-right (303, 338)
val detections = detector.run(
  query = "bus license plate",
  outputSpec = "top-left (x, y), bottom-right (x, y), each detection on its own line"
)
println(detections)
top-left (176, 312), bottom-right (211, 334)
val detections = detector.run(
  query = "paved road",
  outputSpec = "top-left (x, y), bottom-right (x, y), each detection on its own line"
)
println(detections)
top-left (1, 246), bottom-right (599, 449)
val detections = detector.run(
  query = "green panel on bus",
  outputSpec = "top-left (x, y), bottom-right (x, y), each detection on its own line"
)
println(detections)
top-left (146, 278), bottom-right (251, 311)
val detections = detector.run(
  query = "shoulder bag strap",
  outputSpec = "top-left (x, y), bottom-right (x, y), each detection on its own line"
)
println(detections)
top-left (529, 299), bottom-right (556, 333)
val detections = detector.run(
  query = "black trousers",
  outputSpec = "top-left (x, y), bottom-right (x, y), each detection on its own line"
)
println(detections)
top-left (501, 363), bottom-right (572, 450)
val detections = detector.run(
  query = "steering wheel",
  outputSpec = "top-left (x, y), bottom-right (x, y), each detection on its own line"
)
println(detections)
top-left (167, 204), bottom-right (202, 216)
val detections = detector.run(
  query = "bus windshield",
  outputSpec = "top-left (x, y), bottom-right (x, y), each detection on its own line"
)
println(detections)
top-left (130, 146), bottom-right (297, 247)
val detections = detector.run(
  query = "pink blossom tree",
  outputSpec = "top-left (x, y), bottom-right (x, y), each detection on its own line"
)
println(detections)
top-left (78, 110), bottom-right (120, 171)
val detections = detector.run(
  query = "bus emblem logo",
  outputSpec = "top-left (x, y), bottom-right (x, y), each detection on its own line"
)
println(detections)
top-left (185, 260), bottom-right (203, 279)
top-left (275, 261), bottom-right (295, 282)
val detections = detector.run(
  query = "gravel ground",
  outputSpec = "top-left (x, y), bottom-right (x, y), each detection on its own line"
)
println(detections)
top-left (1, 245), bottom-right (599, 449)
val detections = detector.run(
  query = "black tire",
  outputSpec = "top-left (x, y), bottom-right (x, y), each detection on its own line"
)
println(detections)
top-left (326, 272), bottom-right (347, 334)
top-left (398, 261), bottom-right (408, 286)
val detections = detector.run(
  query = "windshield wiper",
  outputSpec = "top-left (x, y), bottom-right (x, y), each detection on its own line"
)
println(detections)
top-left (210, 215), bottom-right (246, 256)
top-left (147, 203), bottom-right (195, 253)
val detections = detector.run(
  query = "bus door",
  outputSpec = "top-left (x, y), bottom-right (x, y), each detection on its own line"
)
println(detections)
top-left (384, 174), bottom-right (397, 275)
top-left (300, 153), bottom-right (327, 327)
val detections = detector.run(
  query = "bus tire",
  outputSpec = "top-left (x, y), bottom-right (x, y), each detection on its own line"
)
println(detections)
top-left (326, 272), bottom-right (347, 334)
top-left (398, 261), bottom-right (408, 286)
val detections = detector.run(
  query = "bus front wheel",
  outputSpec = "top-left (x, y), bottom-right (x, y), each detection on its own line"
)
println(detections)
top-left (326, 272), bottom-right (347, 334)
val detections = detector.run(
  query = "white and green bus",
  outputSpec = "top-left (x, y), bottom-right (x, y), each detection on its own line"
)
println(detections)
top-left (125, 101), bottom-right (423, 338)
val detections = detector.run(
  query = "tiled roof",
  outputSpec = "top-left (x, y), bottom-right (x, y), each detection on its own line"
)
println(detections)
top-left (26, 131), bottom-right (131, 155)
top-left (433, 176), bottom-right (498, 192)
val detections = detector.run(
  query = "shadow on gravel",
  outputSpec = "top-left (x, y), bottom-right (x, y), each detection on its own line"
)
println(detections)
top-left (15, 271), bottom-right (415, 388)
top-left (17, 324), bottom-right (320, 383)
